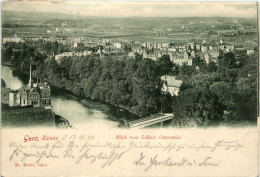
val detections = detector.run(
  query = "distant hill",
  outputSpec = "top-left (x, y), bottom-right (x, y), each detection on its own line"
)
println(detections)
top-left (2, 10), bottom-right (83, 23)
top-left (2, 10), bottom-right (256, 25)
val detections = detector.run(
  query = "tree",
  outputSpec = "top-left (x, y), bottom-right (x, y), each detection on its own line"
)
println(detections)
top-left (157, 55), bottom-right (173, 76)
top-left (2, 45), bottom-right (13, 63)
top-left (192, 55), bottom-right (205, 68)
top-left (178, 63), bottom-right (196, 80)
top-left (207, 61), bottom-right (218, 72)
top-left (218, 52), bottom-right (236, 69)
top-left (123, 44), bottom-right (132, 53)
top-left (1, 79), bottom-right (6, 88)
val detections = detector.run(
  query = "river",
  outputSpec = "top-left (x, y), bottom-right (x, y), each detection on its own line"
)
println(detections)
top-left (1, 66), bottom-right (119, 129)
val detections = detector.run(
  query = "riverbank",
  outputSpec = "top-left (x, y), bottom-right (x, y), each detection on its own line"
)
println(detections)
top-left (50, 85), bottom-right (139, 127)
top-left (2, 61), bottom-right (148, 125)
top-left (2, 65), bottom-right (138, 128)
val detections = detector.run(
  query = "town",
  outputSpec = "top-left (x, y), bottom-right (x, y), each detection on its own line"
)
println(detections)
top-left (1, 9), bottom-right (258, 128)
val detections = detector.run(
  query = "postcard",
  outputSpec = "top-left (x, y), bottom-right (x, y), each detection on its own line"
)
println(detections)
top-left (1, 1), bottom-right (259, 177)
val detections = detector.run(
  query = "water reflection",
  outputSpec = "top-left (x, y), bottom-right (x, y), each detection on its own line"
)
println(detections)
top-left (1, 66), bottom-right (118, 129)
top-left (1, 66), bottom-right (24, 90)
top-left (51, 94), bottom-right (118, 129)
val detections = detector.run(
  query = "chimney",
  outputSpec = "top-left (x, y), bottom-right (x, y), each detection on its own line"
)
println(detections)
top-left (29, 58), bottom-right (33, 88)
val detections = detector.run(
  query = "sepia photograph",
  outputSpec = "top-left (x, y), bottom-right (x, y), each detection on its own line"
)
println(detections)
top-left (1, 1), bottom-right (258, 129)
top-left (0, 1), bottom-right (259, 176)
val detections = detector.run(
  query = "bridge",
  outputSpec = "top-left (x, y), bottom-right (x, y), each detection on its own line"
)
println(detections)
top-left (127, 113), bottom-right (173, 129)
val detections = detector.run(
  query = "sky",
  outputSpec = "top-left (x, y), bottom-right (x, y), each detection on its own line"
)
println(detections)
top-left (1, 1), bottom-right (258, 18)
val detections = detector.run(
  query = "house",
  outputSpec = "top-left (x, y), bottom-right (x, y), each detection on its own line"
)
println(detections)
top-left (201, 44), bottom-right (208, 52)
top-left (113, 42), bottom-right (122, 49)
top-left (218, 37), bottom-right (234, 52)
top-left (2, 34), bottom-right (24, 43)
top-left (169, 52), bottom-right (192, 66)
top-left (9, 64), bottom-right (51, 108)
top-left (132, 44), bottom-right (143, 54)
top-left (82, 51), bottom-right (92, 56)
top-left (102, 48), bottom-right (111, 54)
top-left (202, 38), bottom-right (208, 45)
top-left (161, 76), bottom-right (182, 96)
top-left (24, 37), bottom-right (39, 42)
top-left (143, 50), bottom-right (148, 59)
top-left (147, 42), bottom-right (152, 49)
top-left (191, 51), bottom-right (195, 58)
top-left (55, 52), bottom-right (74, 63)
top-left (201, 39), bottom-right (209, 52)
top-left (208, 41), bottom-right (219, 51)
top-left (73, 42), bottom-right (78, 48)
top-left (204, 51), bottom-right (219, 64)
top-left (142, 49), bottom-right (167, 61)
top-left (102, 38), bottom-right (111, 44)
top-left (246, 49), bottom-right (254, 55)
top-left (195, 44), bottom-right (201, 51)
top-left (157, 43), bottom-right (162, 49)
top-left (162, 43), bottom-right (169, 48)
top-left (40, 37), bottom-right (65, 44)
top-left (17, 81), bottom-right (51, 108)
top-left (168, 48), bottom-right (177, 52)
top-left (187, 42), bottom-right (195, 50)
top-left (184, 52), bottom-right (189, 60)
top-left (128, 51), bottom-right (135, 58)
top-left (141, 42), bottom-right (147, 48)
top-left (219, 44), bottom-right (235, 52)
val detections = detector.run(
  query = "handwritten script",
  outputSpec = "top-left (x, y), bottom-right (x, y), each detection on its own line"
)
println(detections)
top-left (7, 134), bottom-right (244, 172)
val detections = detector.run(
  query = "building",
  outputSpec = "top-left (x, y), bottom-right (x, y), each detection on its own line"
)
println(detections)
top-left (201, 44), bottom-right (208, 52)
top-left (2, 34), bottom-right (24, 43)
top-left (195, 44), bottom-right (201, 51)
top-left (169, 53), bottom-right (192, 66)
top-left (128, 51), bottom-right (136, 58)
top-left (183, 52), bottom-right (189, 60)
top-left (55, 52), bottom-right (74, 63)
top-left (247, 49), bottom-right (254, 55)
top-left (187, 42), bottom-right (195, 50)
top-left (162, 43), bottom-right (169, 48)
top-left (161, 76), bottom-right (182, 96)
top-left (24, 37), bottom-right (39, 42)
top-left (219, 44), bottom-right (235, 52)
top-left (218, 37), bottom-right (234, 52)
top-left (191, 51), bottom-right (195, 58)
top-left (40, 37), bottom-right (65, 44)
top-left (9, 63), bottom-right (52, 108)
top-left (204, 51), bottom-right (219, 64)
top-left (113, 42), bottom-right (122, 49)
top-left (74, 42), bottom-right (78, 48)
top-left (157, 43), bottom-right (162, 49)
top-left (200, 39), bottom-right (209, 52)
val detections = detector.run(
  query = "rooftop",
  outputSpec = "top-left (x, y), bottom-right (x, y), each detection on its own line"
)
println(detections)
top-left (161, 76), bottom-right (182, 87)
